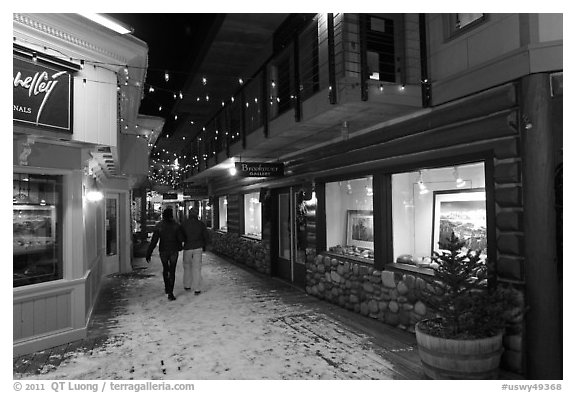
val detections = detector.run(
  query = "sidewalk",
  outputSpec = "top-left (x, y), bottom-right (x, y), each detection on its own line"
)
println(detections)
top-left (14, 251), bottom-right (424, 379)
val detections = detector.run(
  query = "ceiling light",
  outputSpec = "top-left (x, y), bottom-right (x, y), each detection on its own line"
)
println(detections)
top-left (78, 13), bottom-right (133, 35)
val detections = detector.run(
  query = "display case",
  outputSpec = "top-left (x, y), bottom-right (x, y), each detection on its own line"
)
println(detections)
top-left (13, 204), bottom-right (60, 287)
top-left (13, 205), bottom-right (56, 255)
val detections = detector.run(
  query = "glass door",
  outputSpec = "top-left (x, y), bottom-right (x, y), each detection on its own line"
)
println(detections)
top-left (276, 187), bottom-right (307, 288)
top-left (277, 191), bottom-right (292, 281)
top-left (103, 194), bottom-right (120, 276)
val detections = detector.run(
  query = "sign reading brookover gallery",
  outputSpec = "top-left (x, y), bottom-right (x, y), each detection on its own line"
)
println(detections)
top-left (13, 56), bottom-right (72, 132)
top-left (235, 162), bottom-right (284, 177)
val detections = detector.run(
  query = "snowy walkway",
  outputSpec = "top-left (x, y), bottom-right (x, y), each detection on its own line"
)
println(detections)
top-left (14, 251), bottom-right (423, 380)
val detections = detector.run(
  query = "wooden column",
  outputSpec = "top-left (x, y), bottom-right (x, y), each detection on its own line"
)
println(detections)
top-left (520, 73), bottom-right (562, 379)
top-left (327, 14), bottom-right (337, 104)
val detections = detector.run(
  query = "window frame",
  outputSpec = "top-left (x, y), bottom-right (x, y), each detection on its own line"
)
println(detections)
top-left (444, 13), bottom-right (488, 41)
top-left (218, 195), bottom-right (228, 232)
top-left (242, 191), bottom-right (263, 240)
top-left (316, 154), bottom-right (495, 276)
top-left (13, 168), bottom-right (67, 288)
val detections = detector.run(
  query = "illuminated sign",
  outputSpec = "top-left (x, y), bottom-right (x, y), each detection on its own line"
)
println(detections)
top-left (235, 162), bottom-right (284, 177)
top-left (13, 56), bottom-right (72, 132)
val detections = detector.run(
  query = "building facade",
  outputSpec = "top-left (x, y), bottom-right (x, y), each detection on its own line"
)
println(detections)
top-left (182, 14), bottom-right (562, 379)
top-left (12, 14), bottom-right (150, 355)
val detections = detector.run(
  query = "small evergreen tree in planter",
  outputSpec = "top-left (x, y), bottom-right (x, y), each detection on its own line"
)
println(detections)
top-left (415, 232), bottom-right (523, 379)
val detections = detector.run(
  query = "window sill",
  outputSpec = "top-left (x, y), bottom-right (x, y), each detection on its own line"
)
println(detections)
top-left (387, 262), bottom-right (435, 276)
top-left (241, 234), bottom-right (262, 242)
top-left (324, 251), bottom-right (374, 265)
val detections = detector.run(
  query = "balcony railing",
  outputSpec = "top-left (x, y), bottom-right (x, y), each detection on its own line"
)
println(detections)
top-left (183, 13), bottom-right (421, 179)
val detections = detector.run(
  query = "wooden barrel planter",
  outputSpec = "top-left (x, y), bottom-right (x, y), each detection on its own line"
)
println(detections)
top-left (415, 321), bottom-right (504, 379)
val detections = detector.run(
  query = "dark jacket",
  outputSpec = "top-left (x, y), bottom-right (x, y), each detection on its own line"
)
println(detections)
top-left (146, 219), bottom-right (185, 258)
top-left (181, 217), bottom-right (210, 250)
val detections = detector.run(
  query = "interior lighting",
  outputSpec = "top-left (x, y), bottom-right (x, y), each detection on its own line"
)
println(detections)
top-left (78, 13), bottom-right (133, 35)
top-left (454, 166), bottom-right (466, 188)
top-left (418, 171), bottom-right (429, 195)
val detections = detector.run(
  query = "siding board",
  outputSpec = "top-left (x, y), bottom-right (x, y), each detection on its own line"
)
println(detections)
top-left (33, 298), bottom-right (46, 336)
top-left (13, 303), bottom-right (21, 340)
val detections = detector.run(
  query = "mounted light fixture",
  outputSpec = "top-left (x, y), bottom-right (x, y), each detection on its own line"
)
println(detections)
top-left (78, 13), bottom-right (133, 35)
top-left (418, 171), bottom-right (429, 195)
top-left (86, 177), bottom-right (103, 202)
top-left (454, 166), bottom-right (466, 188)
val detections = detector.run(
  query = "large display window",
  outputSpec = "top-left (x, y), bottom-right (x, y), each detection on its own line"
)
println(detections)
top-left (218, 196), bottom-right (228, 231)
top-left (325, 176), bottom-right (374, 262)
top-left (243, 192), bottom-right (262, 239)
top-left (13, 173), bottom-right (63, 287)
top-left (391, 162), bottom-right (486, 270)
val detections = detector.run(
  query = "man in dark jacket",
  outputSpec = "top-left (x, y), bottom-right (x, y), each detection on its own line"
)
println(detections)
top-left (146, 208), bottom-right (185, 301)
top-left (181, 206), bottom-right (210, 295)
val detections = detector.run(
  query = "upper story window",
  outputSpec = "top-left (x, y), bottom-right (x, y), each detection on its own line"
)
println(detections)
top-left (456, 13), bottom-right (484, 29)
top-left (447, 13), bottom-right (486, 38)
top-left (366, 15), bottom-right (396, 82)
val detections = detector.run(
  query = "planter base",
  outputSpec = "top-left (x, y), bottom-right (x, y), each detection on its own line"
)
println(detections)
top-left (415, 321), bottom-right (504, 379)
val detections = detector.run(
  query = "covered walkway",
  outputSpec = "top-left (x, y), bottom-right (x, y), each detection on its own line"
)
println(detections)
top-left (14, 250), bottom-right (423, 379)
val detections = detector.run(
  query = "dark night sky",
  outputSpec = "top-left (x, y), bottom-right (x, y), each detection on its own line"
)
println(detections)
top-left (108, 14), bottom-right (221, 118)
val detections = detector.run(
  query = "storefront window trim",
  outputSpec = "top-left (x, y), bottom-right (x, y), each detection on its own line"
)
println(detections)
top-left (13, 168), bottom-right (66, 288)
top-left (316, 156), bottom-right (493, 277)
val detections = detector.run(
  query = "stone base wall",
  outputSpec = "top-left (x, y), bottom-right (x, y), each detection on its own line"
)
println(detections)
top-left (306, 254), bottom-right (432, 332)
top-left (306, 252), bottom-right (524, 374)
top-left (209, 230), bottom-right (271, 275)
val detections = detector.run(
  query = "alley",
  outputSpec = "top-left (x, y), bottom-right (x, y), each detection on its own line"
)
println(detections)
top-left (14, 251), bottom-right (423, 380)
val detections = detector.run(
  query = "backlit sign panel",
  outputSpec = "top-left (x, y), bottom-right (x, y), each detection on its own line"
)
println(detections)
top-left (13, 56), bottom-right (72, 132)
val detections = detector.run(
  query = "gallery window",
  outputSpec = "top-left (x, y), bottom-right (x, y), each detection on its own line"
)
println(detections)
top-left (13, 173), bottom-right (63, 287)
top-left (199, 199), bottom-right (213, 228)
top-left (391, 162), bottom-right (486, 270)
top-left (325, 176), bottom-right (374, 262)
top-left (243, 192), bottom-right (262, 239)
top-left (218, 196), bottom-right (228, 232)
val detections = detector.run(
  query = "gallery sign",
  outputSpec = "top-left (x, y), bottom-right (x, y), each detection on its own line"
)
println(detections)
top-left (183, 186), bottom-right (208, 198)
top-left (13, 56), bottom-right (72, 132)
top-left (235, 162), bottom-right (284, 177)
top-left (162, 193), bottom-right (178, 200)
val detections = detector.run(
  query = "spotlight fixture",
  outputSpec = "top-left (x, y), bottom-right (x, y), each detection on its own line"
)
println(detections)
top-left (418, 171), bottom-right (429, 195)
top-left (453, 166), bottom-right (466, 188)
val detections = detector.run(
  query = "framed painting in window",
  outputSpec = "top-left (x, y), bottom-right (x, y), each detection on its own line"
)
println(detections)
top-left (346, 210), bottom-right (374, 249)
top-left (431, 189), bottom-right (487, 256)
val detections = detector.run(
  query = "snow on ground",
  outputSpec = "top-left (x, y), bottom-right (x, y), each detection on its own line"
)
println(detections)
top-left (17, 252), bottom-right (402, 380)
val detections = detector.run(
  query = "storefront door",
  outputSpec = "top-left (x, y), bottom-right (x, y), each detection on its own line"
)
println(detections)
top-left (103, 194), bottom-right (120, 276)
top-left (275, 188), bottom-right (306, 288)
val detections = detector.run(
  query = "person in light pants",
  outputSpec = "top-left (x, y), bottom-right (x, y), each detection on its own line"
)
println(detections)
top-left (181, 205), bottom-right (210, 295)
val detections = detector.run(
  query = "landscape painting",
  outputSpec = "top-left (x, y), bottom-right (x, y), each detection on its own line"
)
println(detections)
top-left (432, 189), bottom-right (487, 256)
top-left (347, 210), bottom-right (374, 249)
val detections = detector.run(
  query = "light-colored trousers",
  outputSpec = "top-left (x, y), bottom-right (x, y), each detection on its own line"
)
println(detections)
top-left (183, 248), bottom-right (203, 291)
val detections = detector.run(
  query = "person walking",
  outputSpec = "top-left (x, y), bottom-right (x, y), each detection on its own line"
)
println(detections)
top-left (146, 207), bottom-right (185, 301)
top-left (181, 206), bottom-right (210, 295)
